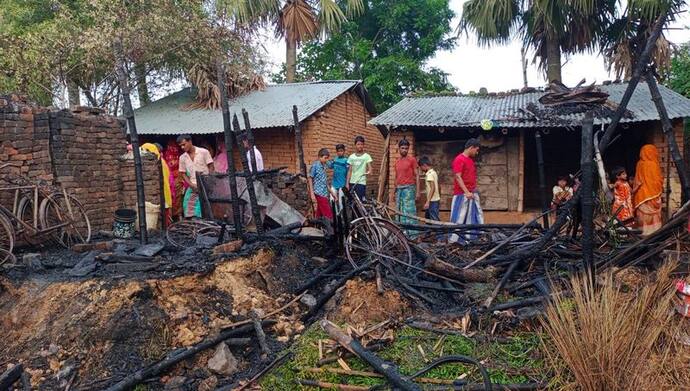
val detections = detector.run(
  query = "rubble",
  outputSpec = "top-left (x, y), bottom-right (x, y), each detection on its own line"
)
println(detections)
top-left (207, 342), bottom-right (239, 376)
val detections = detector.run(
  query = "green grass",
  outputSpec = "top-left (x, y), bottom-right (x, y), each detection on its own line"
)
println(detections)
top-left (260, 324), bottom-right (547, 389)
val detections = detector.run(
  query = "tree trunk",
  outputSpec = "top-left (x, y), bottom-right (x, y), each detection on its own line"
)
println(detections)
top-left (67, 81), bottom-right (80, 107)
top-left (545, 34), bottom-right (562, 83)
top-left (134, 63), bottom-right (150, 106)
top-left (521, 44), bottom-right (528, 88)
top-left (286, 36), bottom-right (297, 83)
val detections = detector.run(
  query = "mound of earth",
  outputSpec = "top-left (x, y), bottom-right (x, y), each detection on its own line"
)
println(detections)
top-left (329, 278), bottom-right (410, 327)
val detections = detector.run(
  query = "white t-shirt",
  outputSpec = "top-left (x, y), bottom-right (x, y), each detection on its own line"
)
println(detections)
top-left (179, 147), bottom-right (213, 186)
top-left (246, 146), bottom-right (264, 172)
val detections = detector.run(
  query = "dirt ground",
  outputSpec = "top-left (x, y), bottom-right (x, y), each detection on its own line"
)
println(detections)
top-left (0, 243), bottom-right (321, 390)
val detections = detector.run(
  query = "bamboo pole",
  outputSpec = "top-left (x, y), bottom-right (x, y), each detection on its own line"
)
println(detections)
top-left (216, 61), bottom-right (243, 238)
top-left (377, 131), bottom-right (391, 203)
top-left (114, 40), bottom-right (147, 244)
top-left (597, 13), bottom-right (668, 153)
top-left (233, 114), bottom-right (264, 235)
top-left (581, 112), bottom-right (595, 282)
top-left (645, 70), bottom-right (690, 203)
top-left (292, 105), bottom-right (307, 178)
top-left (535, 131), bottom-right (549, 229)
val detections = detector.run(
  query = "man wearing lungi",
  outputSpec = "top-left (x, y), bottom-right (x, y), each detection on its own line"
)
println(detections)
top-left (178, 135), bottom-right (214, 218)
top-left (449, 138), bottom-right (484, 243)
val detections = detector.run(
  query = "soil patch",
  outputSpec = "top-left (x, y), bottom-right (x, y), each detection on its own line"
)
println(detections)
top-left (329, 278), bottom-right (411, 327)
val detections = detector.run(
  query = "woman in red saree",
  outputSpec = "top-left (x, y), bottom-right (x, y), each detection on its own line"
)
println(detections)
top-left (633, 144), bottom-right (664, 236)
top-left (163, 140), bottom-right (183, 221)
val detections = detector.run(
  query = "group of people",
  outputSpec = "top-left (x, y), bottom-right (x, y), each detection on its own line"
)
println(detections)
top-left (307, 136), bottom-right (484, 243)
top-left (550, 144), bottom-right (666, 236)
top-left (137, 134), bottom-right (265, 223)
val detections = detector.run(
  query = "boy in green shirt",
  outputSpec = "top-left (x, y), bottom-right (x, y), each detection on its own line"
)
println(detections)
top-left (346, 135), bottom-right (373, 201)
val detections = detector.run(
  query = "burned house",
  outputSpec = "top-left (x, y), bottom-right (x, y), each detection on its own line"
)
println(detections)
top-left (133, 80), bottom-right (385, 211)
top-left (371, 81), bottom-right (690, 222)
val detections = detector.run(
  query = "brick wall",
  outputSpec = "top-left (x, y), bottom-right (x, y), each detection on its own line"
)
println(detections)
top-left (0, 94), bottom-right (160, 233)
top-left (652, 119), bottom-right (686, 212)
top-left (301, 91), bottom-right (385, 199)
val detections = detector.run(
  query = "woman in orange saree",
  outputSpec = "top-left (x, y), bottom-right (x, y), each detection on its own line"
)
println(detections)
top-left (633, 144), bottom-right (664, 236)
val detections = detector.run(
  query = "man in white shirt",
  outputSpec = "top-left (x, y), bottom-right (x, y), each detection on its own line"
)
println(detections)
top-left (242, 137), bottom-right (264, 172)
top-left (177, 134), bottom-right (214, 218)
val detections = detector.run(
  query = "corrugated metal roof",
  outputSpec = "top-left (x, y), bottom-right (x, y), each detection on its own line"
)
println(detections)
top-left (133, 80), bottom-right (365, 134)
top-left (369, 81), bottom-right (690, 128)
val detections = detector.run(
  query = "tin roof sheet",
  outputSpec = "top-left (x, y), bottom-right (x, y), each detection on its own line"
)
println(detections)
top-left (369, 81), bottom-right (690, 128)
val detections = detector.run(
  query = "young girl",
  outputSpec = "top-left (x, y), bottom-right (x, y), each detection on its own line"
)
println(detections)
top-left (611, 166), bottom-right (634, 226)
top-left (551, 176), bottom-right (573, 213)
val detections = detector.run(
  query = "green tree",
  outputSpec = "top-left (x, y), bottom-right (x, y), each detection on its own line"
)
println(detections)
top-left (218, 0), bottom-right (364, 83)
top-left (666, 44), bottom-right (690, 98)
top-left (459, 0), bottom-right (616, 83)
top-left (272, 0), bottom-right (455, 111)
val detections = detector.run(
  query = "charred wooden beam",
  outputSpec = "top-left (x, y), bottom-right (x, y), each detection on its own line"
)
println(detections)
top-left (645, 70), bottom-right (690, 202)
top-left (535, 131), bottom-right (549, 229)
top-left (484, 259), bottom-right (521, 308)
top-left (581, 112), bottom-right (596, 282)
top-left (0, 364), bottom-right (23, 391)
top-left (597, 13), bottom-right (668, 153)
top-left (292, 106), bottom-right (307, 179)
top-left (233, 114), bottom-right (264, 235)
top-left (104, 323), bottom-right (266, 391)
top-left (320, 320), bottom-right (422, 391)
top-left (216, 60), bottom-right (244, 238)
top-left (114, 40), bottom-right (147, 243)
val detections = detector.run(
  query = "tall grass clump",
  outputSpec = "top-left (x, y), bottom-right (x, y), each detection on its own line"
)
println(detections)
top-left (541, 262), bottom-right (689, 390)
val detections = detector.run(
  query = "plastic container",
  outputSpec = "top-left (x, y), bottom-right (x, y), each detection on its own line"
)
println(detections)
top-left (135, 202), bottom-right (160, 231)
top-left (113, 208), bottom-right (136, 239)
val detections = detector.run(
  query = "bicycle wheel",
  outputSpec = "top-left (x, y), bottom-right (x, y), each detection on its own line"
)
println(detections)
top-left (166, 220), bottom-right (221, 248)
top-left (0, 213), bottom-right (15, 265)
top-left (345, 217), bottom-right (414, 272)
top-left (17, 196), bottom-right (43, 245)
top-left (39, 192), bottom-right (91, 248)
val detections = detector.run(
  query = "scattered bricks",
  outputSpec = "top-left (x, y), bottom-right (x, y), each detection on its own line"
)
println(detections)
top-left (71, 241), bottom-right (114, 253)
top-left (212, 239), bottom-right (244, 255)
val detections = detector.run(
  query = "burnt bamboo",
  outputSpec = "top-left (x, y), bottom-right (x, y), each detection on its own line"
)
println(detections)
top-left (224, 351), bottom-right (293, 391)
top-left (598, 13), bottom-right (668, 153)
top-left (645, 70), bottom-right (690, 202)
top-left (0, 364), bottom-right (23, 390)
top-left (293, 258), bottom-right (346, 293)
top-left (242, 109), bottom-right (260, 174)
top-left (302, 261), bottom-right (374, 322)
top-left (158, 158), bottom-right (166, 230)
top-left (114, 40), bottom-right (147, 243)
top-left (250, 309), bottom-right (270, 359)
top-left (292, 105), bottom-right (307, 178)
top-left (216, 60), bottom-right (243, 238)
top-left (488, 296), bottom-right (547, 312)
top-left (104, 322), bottom-right (266, 391)
top-left (535, 131), bottom-right (549, 229)
top-left (233, 114), bottom-right (264, 235)
top-left (320, 320), bottom-right (422, 391)
top-left (483, 260), bottom-right (521, 308)
top-left (581, 112), bottom-right (595, 282)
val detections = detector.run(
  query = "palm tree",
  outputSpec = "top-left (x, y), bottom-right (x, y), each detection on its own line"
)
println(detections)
top-left (219, 0), bottom-right (363, 83)
top-left (459, 0), bottom-right (615, 83)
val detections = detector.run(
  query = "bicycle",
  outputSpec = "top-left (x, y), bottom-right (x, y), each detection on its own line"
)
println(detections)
top-left (0, 163), bottom-right (91, 265)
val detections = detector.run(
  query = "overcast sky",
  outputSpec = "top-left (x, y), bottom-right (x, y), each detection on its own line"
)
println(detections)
top-left (261, 0), bottom-right (690, 93)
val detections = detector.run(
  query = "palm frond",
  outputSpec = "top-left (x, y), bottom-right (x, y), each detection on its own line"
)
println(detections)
top-left (318, 0), bottom-right (348, 33)
top-left (216, 0), bottom-right (280, 24)
top-left (275, 0), bottom-right (318, 44)
top-left (457, 0), bottom-right (521, 45)
top-left (185, 62), bottom-right (266, 110)
top-left (342, 0), bottom-right (364, 18)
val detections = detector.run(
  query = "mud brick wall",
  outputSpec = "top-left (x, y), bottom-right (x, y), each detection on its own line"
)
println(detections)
top-left (0, 95), bottom-right (161, 233)
top-left (263, 172), bottom-right (309, 215)
top-left (118, 155), bottom-right (162, 209)
top-left (652, 119), bottom-right (686, 213)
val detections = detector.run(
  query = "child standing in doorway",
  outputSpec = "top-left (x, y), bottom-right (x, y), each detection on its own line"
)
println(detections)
top-left (419, 156), bottom-right (440, 221)
top-left (346, 136), bottom-right (372, 201)
top-left (551, 176), bottom-right (573, 223)
top-left (611, 166), bottom-right (634, 226)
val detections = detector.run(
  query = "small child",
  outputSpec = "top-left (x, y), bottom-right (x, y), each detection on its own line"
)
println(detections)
top-left (346, 135), bottom-right (373, 201)
top-left (419, 156), bottom-right (440, 221)
top-left (611, 166), bottom-right (634, 226)
top-left (329, 144), bottom-right (349, 192)
top-left (308, 148), bottom-right (333, 219)
top-left (551, 176), bottom-right (573, 217)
